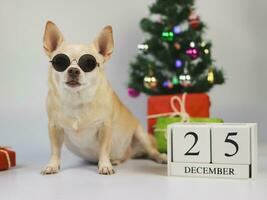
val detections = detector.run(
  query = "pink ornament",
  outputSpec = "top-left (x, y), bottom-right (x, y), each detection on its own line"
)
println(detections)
top-left (128, 88), bottom-right (140, 97)
top-left (186, 47), bottom-right (199, 59)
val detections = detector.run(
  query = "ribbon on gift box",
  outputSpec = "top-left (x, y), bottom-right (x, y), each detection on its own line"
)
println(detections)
top-left (0, 147), bottom-right (12, 169)
top-left (147, 93), bottom-right (190, 122)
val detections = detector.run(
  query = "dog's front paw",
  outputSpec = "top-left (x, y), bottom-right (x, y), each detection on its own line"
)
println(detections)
top-left (153, 153), bottom-right (167, 164)
top-left (41, 164), bottom-right (60, 175)
top-left (98, 165), bottom-right (115, 175)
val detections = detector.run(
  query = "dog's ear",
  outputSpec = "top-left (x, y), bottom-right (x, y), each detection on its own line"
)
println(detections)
top-left (43, 21), bottom-right (64, 57)
top-left (94, 26), bottom-right (114, 62)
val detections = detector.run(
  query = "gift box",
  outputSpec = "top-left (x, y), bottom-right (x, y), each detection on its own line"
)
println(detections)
top-left (0, 147), bottom-right (16, 171)
top-left (147, 93), bottom-right (210, 134)
top-left (154, 117), bottom-right (223, 153)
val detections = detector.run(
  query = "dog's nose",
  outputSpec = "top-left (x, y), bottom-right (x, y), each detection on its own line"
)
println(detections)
top-left (67, 67), bottom-right (80, 77)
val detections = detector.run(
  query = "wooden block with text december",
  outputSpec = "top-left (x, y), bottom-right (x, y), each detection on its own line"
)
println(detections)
top-left (167, 123), bottom-right (257, 179)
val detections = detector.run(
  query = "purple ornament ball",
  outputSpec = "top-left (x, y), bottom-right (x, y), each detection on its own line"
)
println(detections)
top-left (128, 88), bottom-right (140, 97)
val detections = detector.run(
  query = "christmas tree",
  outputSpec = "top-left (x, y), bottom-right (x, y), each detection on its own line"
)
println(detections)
top-left (128, 0), bottom-right (225, 97)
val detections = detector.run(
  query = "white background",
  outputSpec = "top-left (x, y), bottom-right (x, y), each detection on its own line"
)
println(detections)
top-left (0, 0), bottom-right (266, 158)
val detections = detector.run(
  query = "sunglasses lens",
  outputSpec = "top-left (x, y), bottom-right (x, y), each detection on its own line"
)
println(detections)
top-left (51, 54), bottom-right (70, 72)
top-left (78, 54), bottom-right (97, 72)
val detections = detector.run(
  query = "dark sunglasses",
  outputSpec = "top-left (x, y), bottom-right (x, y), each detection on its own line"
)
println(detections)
top-left (50, 53), bottom-right (100, 72)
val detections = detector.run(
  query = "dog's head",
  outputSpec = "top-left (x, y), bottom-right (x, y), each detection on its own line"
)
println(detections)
top-left (43, 21), bottom-right (114, 95)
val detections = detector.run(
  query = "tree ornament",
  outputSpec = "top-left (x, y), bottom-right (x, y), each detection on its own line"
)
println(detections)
top-left (161, 31), bottom-right (174, 41)
top-left (144, 75), bottom-right (157, 89)
top-left (137, 43), bottom-right (149, 53)
top-left (172, 76), bottom-right (179, 85)
top-left (190, 20), bottom-right (200, 29)
top-left (207, 68), bottom-right (214, 84)
top-left (175, 59), bottom-right (183, 68)
top-left (188, 11), bottom-right (200, 29)
top-left (128, 88), bottom-right (140, 97)
top-left (179, 73), bottom-right (192, 87)
top-left (163, 80), bottom-right (173, 89)
top-left (174, 42), bottom-right (181, 50)
top-left (173, 25), bottom-right (182, 35)
top-left (186, 47), bottom-right (199, 59)
top-left (128, 0), bottom-right (225, 95)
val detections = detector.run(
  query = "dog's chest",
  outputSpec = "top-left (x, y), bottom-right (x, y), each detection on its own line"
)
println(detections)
top-left (58, 105), bottom-right (104, 160)
top-left (63, 121), bottom-right (103, 161)
top-left (64, 123), bottom-right (100, 147)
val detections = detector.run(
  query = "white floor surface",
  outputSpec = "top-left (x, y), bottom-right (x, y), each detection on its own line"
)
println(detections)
top-left (0, 145), bottom-right (267, 200)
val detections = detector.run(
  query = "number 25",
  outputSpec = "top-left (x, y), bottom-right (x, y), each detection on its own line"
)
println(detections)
top-left (184, 131), bottom-right (239, 157)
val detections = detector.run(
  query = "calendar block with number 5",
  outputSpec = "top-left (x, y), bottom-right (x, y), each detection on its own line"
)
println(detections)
top-left (167, 123), bottom-right (257, 179)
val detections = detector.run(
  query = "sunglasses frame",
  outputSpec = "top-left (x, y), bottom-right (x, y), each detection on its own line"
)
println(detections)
top-left (50, 53), bottom-right (100, 72)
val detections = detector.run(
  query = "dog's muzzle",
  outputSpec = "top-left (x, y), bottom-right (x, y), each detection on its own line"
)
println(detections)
top-left (66, 67), bottom-right (81, 87)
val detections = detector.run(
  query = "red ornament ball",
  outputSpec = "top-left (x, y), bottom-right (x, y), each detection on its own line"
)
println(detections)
top-left (188, 11), bottom-right (200, 29)
top-left (128, 88), bottom-right (140, 97)
top-left (190, 20), bottom-right (200, 29)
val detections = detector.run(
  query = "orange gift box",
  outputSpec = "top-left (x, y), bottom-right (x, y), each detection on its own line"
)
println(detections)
top-left (0, 147), bottom-right (16, 171)
top-left (147, 93), bottom-right (210, 134)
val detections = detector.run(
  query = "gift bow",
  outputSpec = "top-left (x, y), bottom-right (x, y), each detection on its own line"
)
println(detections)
top-left (0, 146), bottom-right (12, 169)
top-left (147, 93), bottom-right (190, 122)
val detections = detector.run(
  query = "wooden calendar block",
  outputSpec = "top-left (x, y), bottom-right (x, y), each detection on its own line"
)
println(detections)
top-left (169, 162), bottom-right (250, 179)
top-left (211, 124), bottom-right (250, 164)
top-left (171, 124), bottom-right (210, 163)
top-left (250, 123), bottom-right (258, 178)
top-left (167, 123), bottom-right (257, 179)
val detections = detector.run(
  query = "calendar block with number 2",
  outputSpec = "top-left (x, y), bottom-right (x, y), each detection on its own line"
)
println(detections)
top-left (167, 123), bottom-right (257, 179)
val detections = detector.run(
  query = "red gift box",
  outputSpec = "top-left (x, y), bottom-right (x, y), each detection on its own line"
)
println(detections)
top-left (0, 147), bottom-right (16, 170)
top-left (147, 93), bottom-right (210, 134)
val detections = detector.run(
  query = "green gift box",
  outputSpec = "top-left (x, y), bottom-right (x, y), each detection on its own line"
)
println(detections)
top-left (154, 117), bottom-right (223, 153)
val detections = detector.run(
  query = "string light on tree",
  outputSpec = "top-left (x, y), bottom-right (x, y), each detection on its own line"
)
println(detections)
top-left (173, 25), bottom-right (182, 35)
top-left (161, 31), bottom-right (174, 41)
top-left (175, 59), bottom-right (183, 68)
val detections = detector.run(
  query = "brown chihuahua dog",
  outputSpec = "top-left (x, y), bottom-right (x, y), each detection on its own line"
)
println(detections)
top-left (41, 21), bottom-right (167, 175)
